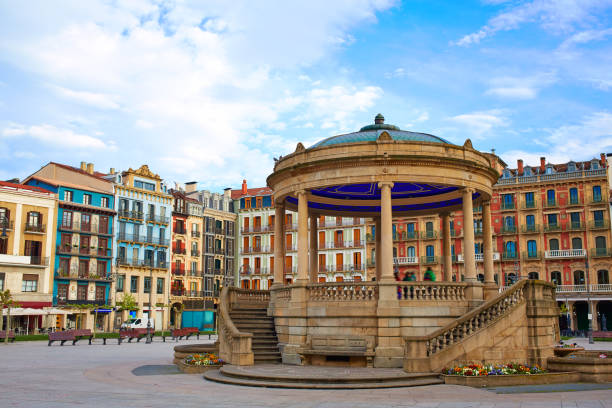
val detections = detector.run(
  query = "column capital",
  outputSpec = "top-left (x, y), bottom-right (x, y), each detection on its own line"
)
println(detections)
top-left (463, 187), bottom-right (476, 194)
top-left (296, 189), bottom-right (307, 197)
top-left (274, 199), bottom-right (286, 207)
top-left (482, 199), bottom-right (491, 206)
top-left (377, 181), bottom-right (394, 189)
top-left (440, 211), bottom-right (452, 218)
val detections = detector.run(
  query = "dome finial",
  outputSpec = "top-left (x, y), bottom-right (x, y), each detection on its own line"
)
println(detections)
top-left (375, 113), bottom-right (384, 125)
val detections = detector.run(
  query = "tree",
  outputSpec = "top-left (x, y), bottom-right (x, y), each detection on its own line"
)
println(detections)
top-left (1, 290), bottom-right (20, 344)
top-left (116, 293), bottom-right (139, 327)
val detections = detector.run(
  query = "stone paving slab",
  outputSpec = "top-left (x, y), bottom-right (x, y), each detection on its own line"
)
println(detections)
top-left (1, 340), bottom-right (612, 407)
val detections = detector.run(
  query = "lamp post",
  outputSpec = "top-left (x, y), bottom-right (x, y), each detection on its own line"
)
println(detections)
top-left (586, 259), bottom-right (594, 344)
top-left (146, 267), bottom-right (153, 344)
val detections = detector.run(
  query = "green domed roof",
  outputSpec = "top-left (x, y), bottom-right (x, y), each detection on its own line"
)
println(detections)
top-left (311, 114), bottom-right (451, 148)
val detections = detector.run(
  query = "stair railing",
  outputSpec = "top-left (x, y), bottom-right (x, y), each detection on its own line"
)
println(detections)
top-left (218, 287), bottom-right (255, 365)
top-left (404, 280), bottom-right (529, 369)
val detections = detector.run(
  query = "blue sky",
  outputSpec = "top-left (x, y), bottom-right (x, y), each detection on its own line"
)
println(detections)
top-left (0, 0), bottom-right (611, 191)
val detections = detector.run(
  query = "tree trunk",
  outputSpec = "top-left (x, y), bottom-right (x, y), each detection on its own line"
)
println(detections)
top-left (5, 307), bottom-right (10, 344)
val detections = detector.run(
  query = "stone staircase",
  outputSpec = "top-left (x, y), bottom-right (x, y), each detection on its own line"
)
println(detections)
top-left (229, 307), bottom-right (281, 364)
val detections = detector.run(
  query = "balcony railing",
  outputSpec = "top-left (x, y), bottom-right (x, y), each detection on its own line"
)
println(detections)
top-left (366, 233), bottom-right (375, 243)
top-left (501, 252), bottom-right (518, 261)
top-left (171, 289), bottom-right (186, 297)
top-left (393, 256), bottom-right (418, 265)
top-left (591, 248), bottom-right (612, 258)
top-left (214, 247), bottom-right (224, 254)
top-left (420, 256), bottom-right (439, 265)
top-left (116, 258), bottom-right (168, 269)
top-left (544, 199), bottom-right (558, 208)
top-left (544, 224), bottom-right (562, 232)
top-left (420, 231), bottom-right (437, 240)
top-left (54, 297), bottom-right (106, 306)
top-left (393, 231), bottom-right (418, 241)
top-left (60, 222), bottom-right (112, 235)
top-left (521, 224), bottom-right (540, 233)
top-left (117, 232), bottom-right (168, 246)
top-left (118, 210), bottom-right (144, 220)
top-left (500, 201), bottom-right (515, 211)
top-left (589, 219), bottom-right (610, 230)
top-left (544, 249), bottom-right (586, 259)
top-left (450, 229), bottom-right (462, 237)
top-left (24, 223), bottom-right (46, 233)
top-left (319, 264), bottom-right (365, 273)
top-left (567, 197), bottom-right (583, 206)
top-left (191, 230), bottom-right (201, 238)
top-left (54, 269), bottom-right (112, 281)
top-left (56, 245), bottom-right (111, 258)
top-left (172, 247), bottom-right (187, 255)
top-left (474, 228), bottom-right (483, 237)
top-left (501, 225), bottom-right (517, 234)
top-left (174, 227), bottom-right (186, 235)
top-left (172, 268), bottom-right (185, 276)
top-left (457, 253), bottom-right (500, 262)
top-left (191, 249), bottom-right (201, 257)
top-left (147, 213), bottom-right (170, 224)
top-left (522, 251), bottom-right (542, 260)
top-left (496, 168), bottom-right (606, 185)
top-left (0, 219), bottom-right (14, 230)
top-left (590, 195), bottom-right (604, 205)
top-left (318, 240), bottom-right (365, 249)
top-left (522, 200), bottom-right (537, 209)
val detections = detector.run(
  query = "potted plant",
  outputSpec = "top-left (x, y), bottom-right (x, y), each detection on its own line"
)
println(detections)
top-left (177, 353), bottom-right (224, 373)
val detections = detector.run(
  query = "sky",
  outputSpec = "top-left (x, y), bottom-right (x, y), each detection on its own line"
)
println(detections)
top-left (0, 0), bottom-right (611, 191)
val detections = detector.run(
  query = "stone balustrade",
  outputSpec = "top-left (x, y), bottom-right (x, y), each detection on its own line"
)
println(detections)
top-left (396, 282), bottom-right (467, 301)
top-left (307, 282), bottom-right (378, 301)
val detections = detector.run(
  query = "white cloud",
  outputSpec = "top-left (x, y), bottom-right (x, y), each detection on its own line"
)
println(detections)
top-left (455, 0), bottom-right (612, 46)
top-left (50, 85), bottom-right (120, 109)
top-left (2, 123), bottom-right (112, 150)
top-left (447, 109), bottom-right (509, 138)
top-left (559, 28), bottom-right (612, 49)
top-left (501, 111), bottom-right (612, 165)
top-left (485, 72), bottom-right (557, 99)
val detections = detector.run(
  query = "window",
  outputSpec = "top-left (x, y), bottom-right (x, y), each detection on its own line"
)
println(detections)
top-left (526, 214), bottom-right (535, 227)
top-left (0, 207), bottom-right (9, 224)
top-left (596, 236), bottom-right (607, 249)
top-left (119, 198), bottom-right (129, 212)
top-left (116, 275), bottom-right (125, 292)
top-left (81, 214), bottom-right (91, 231)
top-left (593, 185), bottom-right (602, 202)
top-left (570, 212), bottom-right (580, 227)
top-left (27, 211), bottom-right (41, 227)
top-left (77, 285), bottom-right (87, 300)
top-left (157, 278), bottom-right (164, 294)
top-left (546, 189), bottom-right (555, 205)
top-left (502, 194), bottom-right (514, 208)
top-left (592, 161), bottom-right (599, 170)
top-left (62, 211), bottom-right (73, 228)
top-left (64, 190), bottom-right (73, 201)
top-left (527, 240), bottom-right (537, 257)
top-left (144, 277), bottom-right (151, 293)
top-left (594, 210), bottom-right (605, 227)
top-left (546, 166), bottom-right (553, 174)
top-left (101, 197), bottom-right (109, 208)
top-left (524, 192), bottom-right (534, 207)
top-left (95, 286), bottom-right (105, 301)
top-left (528, 272), bottom-right (539, 280)
top-left (99, 216), bottom-right (109, 234)
top-left (0, 272), bottom-right (4, 291)
top-left (524, 167), bottom-right (532, 176)
top-left (551, 271), bottom-right (562, 286)
top-left (505, 241), bottom-right (516, 256)
top-left (598, 270), bottom-right (609, 285)
top-left (549, 238), bottom-right (559, 251)
top-left (407, 246), bottom-right (415, 258)
top-left (569, 188), bottom-right (578, 204)
top-left (134, 180), bottom-right (155, 191)
top-left (130, 276), bottom-right (139, 293)
top-left (547, 213), bottom-right (558, 226)
top-left (97, 260), bottom-right (107, 277)
top-left (571, 237), bottom-right (582, 249)
top-left (83, 194), bottom-right (91, 205)
top-left (573, 270), bottom-right (585, 285)
top-left (21, 273), bottom-right (38, 292)
top-left (426, 245), bottom-right (434, 257)
top-left (568, 162), bottom-right (576, 172)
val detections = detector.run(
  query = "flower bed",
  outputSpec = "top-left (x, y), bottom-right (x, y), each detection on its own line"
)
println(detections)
top-left (554, 342), bottom-right (584, 357)
top-left (442, 363), bottom-right (580, 387)
top-left (176, 353), bottom-right (223, 374)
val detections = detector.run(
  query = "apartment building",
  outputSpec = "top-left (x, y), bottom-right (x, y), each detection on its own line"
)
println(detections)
top-left (24, 162), bottom-right (115, 331)
top-left (107, 165), bottom-right (173, 330)
top-left (233, 180), bottom-right (367, 289)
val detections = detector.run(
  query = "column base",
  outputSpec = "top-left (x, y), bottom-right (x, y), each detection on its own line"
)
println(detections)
top-left (466, 282), bottom-right (484, 307)
top-left (282, 344), bottom-right (304, 365)
top-left (483, 282), bottom-right (499, 300)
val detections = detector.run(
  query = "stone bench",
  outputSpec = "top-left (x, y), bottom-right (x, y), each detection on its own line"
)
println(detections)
top-left (300, 336), bottom-right (374, 367)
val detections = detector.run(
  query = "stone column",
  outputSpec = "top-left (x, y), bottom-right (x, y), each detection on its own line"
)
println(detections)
top-left (309, 215), bottom-right (318, 283)
top-left (482, 200), bottom-right (496, 299)
top-left (375, 217), bottom-right (382, 281)
top-left (296, 190), bottom-right (309, 283)
top-left (442, 212), bottom-right (452, 282)
top-left (591, 300), bottom-right (599, 331)
top-left (273, 202), bottom-right (286, 286)
top-left (379, 182), bottom-right (394, 282)
top-left (462, 188), bottom-right (477, 282)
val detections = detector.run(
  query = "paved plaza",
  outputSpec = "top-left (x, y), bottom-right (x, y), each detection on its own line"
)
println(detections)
top-left (0, 338), bottom-right (611, 407)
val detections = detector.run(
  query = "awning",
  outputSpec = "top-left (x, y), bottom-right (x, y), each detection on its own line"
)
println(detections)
top-left (1, 308), bottom-right (72, 316)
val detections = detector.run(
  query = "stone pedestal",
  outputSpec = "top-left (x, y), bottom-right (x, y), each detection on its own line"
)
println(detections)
top-left (374, 283), bottom-right (404, 368)
top-left (483, 283), bottom-right (499, 300)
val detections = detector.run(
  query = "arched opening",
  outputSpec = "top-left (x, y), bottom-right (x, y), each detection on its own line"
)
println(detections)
top-left (574, 302), bottom-right (589, 332)
top-left (571, 237), bottom-right (582, 249)
top-left (477, 273), bottom-right (484, 283)
top-left (551, 271), bottom-right (562, 286)
top-left (506, 272), bottom-right (517, 286)
top-left (549, 238), bottom-right (559, 251)
top-left (528, 272), bottom-right (539, 280)
top-left (598, 301), bottom-right (612, 331)
top-left (598, 270), bottom-right (609, 285)
top-left (573, 270), bottom-right (585, 285)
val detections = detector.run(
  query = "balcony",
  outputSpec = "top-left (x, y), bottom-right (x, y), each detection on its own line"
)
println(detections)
top-left (186, 270), bottom-right (203, 277)
top-left (118, 210), bottom-right (144, 221)
top-left (393, 231), bottom-right (417, 241)
top-left (320, 264), bottom-right (365, 273)
top-left (474, 228), bottom-right (483, 237)
top-left (116, 258), bottom-right (168, 269)
top-left (147, 214), bottom-right (170, 224)
top-left (251, 267), bottom-right (270, 275)
top-left (174, 227), bottom-right (186, 235)
top-left (591, 248), bottom-right (612, 258)
top-left (544, 224), bottom-right (562, 233)
top-left (457, 253), bottom-right (501, 262)
top-left (185, 291), bottom-right (205, 298)
top-left (450, 229), bottom-right (462, 238)
top-left (420, 256), bottom-right (439, 265)
top-left (420, 231), bottom-right (437, 240)
top-left (56, 245), bottom-right (111, 258)
top-left (567, 221), bottom-right (585, 231)
top-left (215, 247), bottom-right (224, 255)
top-left (171, 289), bottom-right (186, 297)
top-left (172, 268), bottom-right (185, 276)
top-left (319, 240), bottom-right (364, 250)
top-left (191, 230), bottom-right (201, 238)
top-left (555, 284), bottom-right (612, 294)
top-left (544, 249), bottom-right (586, 259)
top-left (501, 252), bottom-right (518, 261)
top-left (500, 225), bottom-right (517, 235)
top-left (567, 197), bottom-right (583, 206)
top-left (590, 195), bottom-right (605, 205)
top-left (0, 254), bottom-right (49, 266)
top-left (521, 200), bottom-right (537, 210)
top-left (393, 256), bottom-right (418, 265)
top-left (191, 249), bottom-right (201, 257)
top-left (496, 168), bottom-right (606, 185)
top-left (521, 224), bottom-right (540, 234)
top-left (500, 201), bottom-right (515, 211)
top-left (589, 219), bottom-right (610, 230)
top-left (54, 297), bottom-right (106, 306)
top-left (0, 219), bottom-right (14, 230)
top-left (522, 251), bottom-right (542, 261)
top-left (366, 233), bottom-right (375, 243)
top-left (544, 199), bottom-right (558, 209)
top-left (54, 269), bottom-right (112, 282)
top-left (172, 246), bottom-right (187, 255)
top-left (59, 222), bottom-right (112, 235)
top-left (24, 223), bottom-right (45, 233)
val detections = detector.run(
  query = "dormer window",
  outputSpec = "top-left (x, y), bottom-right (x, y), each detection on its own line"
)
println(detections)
top-left (568, 162), bottom-right (576, 172)
top-left (503, 169), bottom-right (511, 178)
top-left (545, 166), bottom-right (553, 174)
top-left (524, 167), bottom-right (531, 176)
top-left (592, 161), bottom-right (599, 170)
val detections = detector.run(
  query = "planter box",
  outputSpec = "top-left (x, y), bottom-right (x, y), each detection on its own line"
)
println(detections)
top-left (554, 347), bottom-right (584, 357)
top-left (443, 372), bottom-right (580, 387)
top-left (176, 359), bottom-right (222, 374)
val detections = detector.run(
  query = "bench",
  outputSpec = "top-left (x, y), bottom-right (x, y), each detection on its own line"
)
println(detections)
top-left (169, 327), bottom-right (199, 341)
top-left (201, 323), bottom-right (215, 339)
top-left (300, 336), bottom-right (375, 367)
top-left (593, 331), bottom-right (612, 338)
top-left (118, 328), bottom-right (150, 344)
top-left (48, 330), bottom-right (76, 346)
top-left (72, 329), bottom-right (94, 345)
top-left (0, 330), bottom-right (16, 343)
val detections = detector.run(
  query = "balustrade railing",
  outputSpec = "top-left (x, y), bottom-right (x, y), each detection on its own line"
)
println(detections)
top-left (396, 282), bottom-right (466, 301)
top-left (307, 282), bottom-right (378, 301)
top-left (544, 249), bottom-right (586, 259)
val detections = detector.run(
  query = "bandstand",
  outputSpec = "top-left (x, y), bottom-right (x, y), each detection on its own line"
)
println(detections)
top-left (218, 115), bottom-right (558, 372)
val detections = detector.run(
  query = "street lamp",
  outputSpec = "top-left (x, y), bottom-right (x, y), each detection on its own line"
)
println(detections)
top-left (586, 259), bottom-right (594, 344)
top-left (146, 267), bottom-right (153, 344)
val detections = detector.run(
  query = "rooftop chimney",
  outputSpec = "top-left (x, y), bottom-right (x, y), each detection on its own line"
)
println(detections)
top-left (80, 161), bottom-right (87, 171)
top-left (517, 159), bottom-right (523, 176)
top-left (540, 157), bottom-right (546, 172)
top-left (185, 181), bottom-right (197, 193)
top-left (110, 168), bottom-right (115, 174)
top-left (86, 163), bottom-right (94, 175)
top-left (241, 179), bottom-right (248, 195)
top-left (601, 153), bottom-right (606, 167)
top-left (224, 187), bottom-right (231, 199)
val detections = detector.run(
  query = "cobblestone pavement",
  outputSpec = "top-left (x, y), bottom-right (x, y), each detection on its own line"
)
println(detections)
top-left (1, 339), bottom-right (612, 408)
